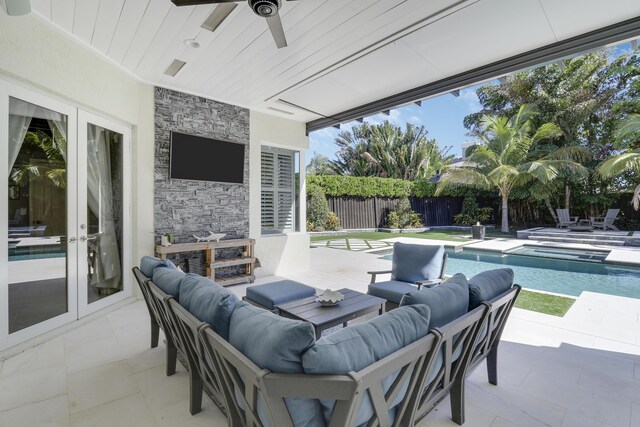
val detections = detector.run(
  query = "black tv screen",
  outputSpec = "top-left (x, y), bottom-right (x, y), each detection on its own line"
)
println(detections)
top-left (170, 132), bottom-right (245, 183)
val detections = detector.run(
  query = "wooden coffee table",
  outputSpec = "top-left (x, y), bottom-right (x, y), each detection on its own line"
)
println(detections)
top-left (276, 288), bottom-right (386, 338)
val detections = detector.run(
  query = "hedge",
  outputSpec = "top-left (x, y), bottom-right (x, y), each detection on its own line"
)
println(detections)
top-left (306, 175), bottom-right (463, 198)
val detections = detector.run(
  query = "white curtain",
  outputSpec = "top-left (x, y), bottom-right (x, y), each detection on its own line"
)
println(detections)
top-left (8, 98), bottom-right (37, 177)
top-left (45, 110), bottom-right (67, 163)
top-left (87, 125), bottom-right (121, 292)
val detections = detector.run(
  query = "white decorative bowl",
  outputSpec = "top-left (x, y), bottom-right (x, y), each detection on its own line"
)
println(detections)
top-left (316, 289), bottom-right (344, 306)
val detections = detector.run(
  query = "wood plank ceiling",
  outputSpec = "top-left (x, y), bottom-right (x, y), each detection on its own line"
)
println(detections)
top-left (29, 0), bottom-right (640, 124)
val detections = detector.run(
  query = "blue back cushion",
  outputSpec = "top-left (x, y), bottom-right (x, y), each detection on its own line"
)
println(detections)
top-left (468, 269), bottom-right (514, 309)
top-left (392, 243), bottom-right (445, 283)
top-left (302, 305), bottom-right (431, 425)
top-left (140, 256), bottom-right (176, 278)
top-left (178, 274), bottom-right (238, 341)
top-left (229, 302), bottom-right (322, 427)
top-left (152, 267), bottom-right (185, 299)
top-left (400, 273), bottom-right (469, 328)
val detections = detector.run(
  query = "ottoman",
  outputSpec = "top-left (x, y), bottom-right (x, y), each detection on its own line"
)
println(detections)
top-left (244, 280), bottom-right (317, 311)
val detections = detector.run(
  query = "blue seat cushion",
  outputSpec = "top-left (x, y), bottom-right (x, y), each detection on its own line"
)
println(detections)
top-left (302, 304), bottom-right (431, 426)
top-left (140, 256), bottom-right (176, 278)
top-left (400, 273), bottom-right (469, 328)
top-left (392, 243), bottom-right (445, 284)
top-left (368, 280), bottom-right (418, 304)
top-left (178, 274), bottom-right (238, 341)
top-left (229, 302), bottom-right (322, 427)
top-left (246, 280), bottom-right (316, 310)
top-left (152, 267), bottom-right (185, 299)
top-left (468, 269), bottom-right (514, 310)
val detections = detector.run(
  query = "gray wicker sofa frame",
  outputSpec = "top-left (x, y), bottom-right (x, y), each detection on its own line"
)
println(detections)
top-left (133, 266), bottom-right (521, 426)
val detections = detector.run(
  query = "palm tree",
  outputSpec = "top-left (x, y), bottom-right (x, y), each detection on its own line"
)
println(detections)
top-left (436, 105), bottom-right (589, 232)
top-left (597, 115), bottom-right (640, 210)
top-left (330, 121), bottom-right (449, 179)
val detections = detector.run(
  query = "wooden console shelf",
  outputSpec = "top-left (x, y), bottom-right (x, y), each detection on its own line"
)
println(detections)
top-left (155, 238), bottom-right (255, 286)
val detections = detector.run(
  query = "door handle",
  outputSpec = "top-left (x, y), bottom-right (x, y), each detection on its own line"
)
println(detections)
top-left (81, 235), bottom-right (98, 242)
top-left (69, 237), bottom-right (78, 243)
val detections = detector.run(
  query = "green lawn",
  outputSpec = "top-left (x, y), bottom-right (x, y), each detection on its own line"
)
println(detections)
top-left (310, 231), bottom-right (468, 242)
top-left (515, 290), bottom-right (576, 317)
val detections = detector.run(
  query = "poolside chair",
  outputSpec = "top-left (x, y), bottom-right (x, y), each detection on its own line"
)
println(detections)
top-left (556, 208), bottom-right (578, 228)
top-left (590, 209), bottom-right (620, 231)
top-left (367, 243), bottom-right (447, 311)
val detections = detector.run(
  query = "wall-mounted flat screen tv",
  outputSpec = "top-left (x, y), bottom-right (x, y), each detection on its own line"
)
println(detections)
top-left (170, 131), bottom-right (245, 184)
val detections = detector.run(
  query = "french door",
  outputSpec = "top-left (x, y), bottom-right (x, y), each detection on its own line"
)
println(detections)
top-left (1, 82), bottom-right (131, 350)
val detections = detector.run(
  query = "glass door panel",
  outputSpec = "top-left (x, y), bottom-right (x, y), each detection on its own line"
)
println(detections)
top-left (7, 96), bottom-right (70, 333)
top-left (78, 110), bottom-right (130, 317)
top-left (86, 123), bottom-right (123, 303)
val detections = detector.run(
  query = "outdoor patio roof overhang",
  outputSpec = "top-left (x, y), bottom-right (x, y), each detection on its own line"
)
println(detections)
top-left (305, 14), bottom-right (640, 134)
top-left (25, 0), bottom-right (640, 129)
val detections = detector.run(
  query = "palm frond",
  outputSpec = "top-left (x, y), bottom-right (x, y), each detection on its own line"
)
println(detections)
top-left (466, 146), bottom-right (500, 168)
top-left (487, 165), bottom-right (520, 187)
top-left (617, 115), bottom-right (640, 141)
top-left (531, 122), bottom-right (564, 144)
top-left (518, 161), bottom-right (559, 183)
top-left (542, 146), bottom-right (591, 162)
top-left (435, 169), bottom-right (492, 195)
top-left (597, 151), bottom-right (640, 178)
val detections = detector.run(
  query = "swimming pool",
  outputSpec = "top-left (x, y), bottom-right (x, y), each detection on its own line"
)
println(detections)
top-left (379, 248), bottom-right (640, 299)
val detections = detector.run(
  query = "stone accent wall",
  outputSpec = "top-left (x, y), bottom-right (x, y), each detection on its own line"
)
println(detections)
top-left (154, 87), bottom-right (250, 272)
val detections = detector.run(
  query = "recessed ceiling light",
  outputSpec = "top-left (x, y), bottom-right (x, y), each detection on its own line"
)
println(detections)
top-left (184, 39), bottom-right (200, 48)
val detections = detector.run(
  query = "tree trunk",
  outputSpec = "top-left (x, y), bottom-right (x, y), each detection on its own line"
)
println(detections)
top-left (501, 195), bottom-right (509, 233)
top-left (565, 185), bottom-right (571, 209)
top-left (545, 198), bottom-right (558, 223)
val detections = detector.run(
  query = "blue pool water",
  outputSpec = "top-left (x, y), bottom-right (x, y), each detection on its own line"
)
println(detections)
top-left (380, 249), bottom-right (640, 299)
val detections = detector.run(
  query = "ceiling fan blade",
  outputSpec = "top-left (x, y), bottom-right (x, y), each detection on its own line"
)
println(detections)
top-left (171, 0), bottom-right (238, 6)
top-left (266, 13), bottom-right (288, 49)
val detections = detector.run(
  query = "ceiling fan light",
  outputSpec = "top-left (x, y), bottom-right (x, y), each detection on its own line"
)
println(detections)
top-left (248, 0), bottom-right (280, 17)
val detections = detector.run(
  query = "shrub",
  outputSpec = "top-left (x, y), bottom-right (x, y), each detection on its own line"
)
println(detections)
top-left (307, 175), bottom-right (412, 198)
top-left (454, 192), bottom-right (493, 225)
top-left (307, 175), bottom-right (467, 198)
top-left (385, 198), bottom-right (423, 229)
top-left (307, 187), bottom-right (330, 230)
top-left (325, 212), bottom-right (341, 231)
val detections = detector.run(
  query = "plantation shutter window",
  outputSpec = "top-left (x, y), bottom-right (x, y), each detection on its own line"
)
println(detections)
top-left (261, 147), bottom-right (296, 233)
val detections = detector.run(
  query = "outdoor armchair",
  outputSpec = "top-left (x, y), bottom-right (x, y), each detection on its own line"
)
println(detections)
top-left (590, 208), bottom-right (620, 231)
top-left (368, 243), bottom-right (448, 310)
top-left (555, 208), bottom-right (578, 228)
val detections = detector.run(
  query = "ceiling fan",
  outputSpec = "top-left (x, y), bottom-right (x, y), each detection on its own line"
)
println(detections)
top-left (171, 0), bottom-right (298, 49)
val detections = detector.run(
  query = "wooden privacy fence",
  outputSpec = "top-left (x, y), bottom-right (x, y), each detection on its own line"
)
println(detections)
top-left (326, 197), bottom-right (464, 229)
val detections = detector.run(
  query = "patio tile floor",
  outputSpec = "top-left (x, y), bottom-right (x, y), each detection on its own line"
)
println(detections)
top-left (1, 246), bottom-right (639, 426)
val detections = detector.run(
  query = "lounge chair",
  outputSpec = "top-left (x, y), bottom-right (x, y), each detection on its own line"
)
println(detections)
top-left (367, 243), bottom-right (447, 311)
top-left (556, 208), bottom-right (578, 228)
top-left (590, 209), bottom-right (620, 231)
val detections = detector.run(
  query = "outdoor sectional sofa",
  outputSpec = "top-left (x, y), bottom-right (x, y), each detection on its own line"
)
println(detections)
top-left (133, 256), bottom-right (520, 427)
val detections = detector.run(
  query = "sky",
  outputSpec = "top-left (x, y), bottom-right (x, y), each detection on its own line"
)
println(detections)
top-left (307, 41), bottom-right (636, 166)
top-left (307, 81), bottom-right (496, 164)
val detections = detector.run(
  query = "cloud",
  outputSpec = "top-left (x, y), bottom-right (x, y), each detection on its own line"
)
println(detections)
top-left (457, 88), bottom-right (482, 113)
top-left (407, 115), bottom-right (422, 126)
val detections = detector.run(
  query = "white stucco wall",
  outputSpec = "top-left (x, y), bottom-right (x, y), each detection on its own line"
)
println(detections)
top-left (249, 112), bottom-right (310, 275)
top-left (0, 12), bottom-right (155, 289)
